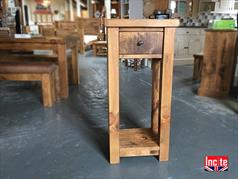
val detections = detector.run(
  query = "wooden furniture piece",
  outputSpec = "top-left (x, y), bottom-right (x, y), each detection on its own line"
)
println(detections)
top-left (92, 41), bottom-right (107, 56)
top-left (77, 17), bottom-right (102, 54)
top-left (106, 19), bottom-right (179, 164)
top-left (198, 29), bottom-right (238, 98)
top-left (38, 24), bottom-right (56, 36)
top-left (193, 53), bottom-right (203, 81)
top-left (0, 36), bottom-right (79, 98)
top-left (0, 62), bottom-right (58, 107)
top-left (55, 21), bottom-right (81, 48)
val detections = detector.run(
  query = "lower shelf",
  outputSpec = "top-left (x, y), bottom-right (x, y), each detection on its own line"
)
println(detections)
top-left (120, 128), bottom-right (160, 157)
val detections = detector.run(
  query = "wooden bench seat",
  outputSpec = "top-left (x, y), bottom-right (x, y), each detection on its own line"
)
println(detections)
top-left (0, 62), bottom-right (59, 107)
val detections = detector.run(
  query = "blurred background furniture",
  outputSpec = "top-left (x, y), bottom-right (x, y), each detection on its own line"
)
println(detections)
top-left (198, 29), bottom-right (238, 98)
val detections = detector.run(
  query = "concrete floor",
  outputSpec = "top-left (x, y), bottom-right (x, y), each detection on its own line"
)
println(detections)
top-left (0, 52), bottom-right (237, 179)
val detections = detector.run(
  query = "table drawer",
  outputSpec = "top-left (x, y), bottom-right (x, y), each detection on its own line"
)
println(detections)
top-left (119, 32), bottom-right (163, 55)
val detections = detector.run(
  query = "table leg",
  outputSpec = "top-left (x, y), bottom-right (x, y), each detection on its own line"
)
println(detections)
top-left (151, 59), bottom-right (161, 136)
top-left (159, 28), bottom-right (175, 161)
top-left (93, 44), bottom-right (97, 57)
top-left (108, 28), bottom-right (120, 164)
top-left (57, 44), bottom-right (68, 98)
top-left (71, 44), bottom-right (80, 85)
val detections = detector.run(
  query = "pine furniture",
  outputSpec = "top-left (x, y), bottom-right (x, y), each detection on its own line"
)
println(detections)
top-left (198, 29), bottom-right (238, 98)
top-left (0, 62), bottom-right (59, 107)
top-left (106, 19), bottom-right (179, 164)
top-left (0, 36), bottom-right (79, 98)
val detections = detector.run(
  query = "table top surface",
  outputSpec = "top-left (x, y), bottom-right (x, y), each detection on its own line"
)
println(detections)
top-left (105, 19), bottom-right (180, 28)
top-left (0, 35), bottom-right (78, 44)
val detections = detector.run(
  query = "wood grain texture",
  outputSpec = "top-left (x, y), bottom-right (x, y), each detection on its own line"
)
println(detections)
top-left (107, 20), bottom-right (178, 164)
top-left (0, 36), bottom-right (79, 98)
top-left (159, 28), bottom-right (176, 161)
top-left (76, 18), bottom-right (103, 54)
top-left (120, 128), bottom-right (160, 157)
top-left (151, 59), bottom-right (161, 136)
top-left (107, 27), bottom-right (120, 164)
top-left (71, 43), bottom-right (80, 85)
top-left (57, 43), bottom-right (68, 98)
top-left (0, 72), bottom-right (56, 107)
top-left (120, 54), bottom-right (162, 59)
top-left (193, 54), bottom-right (203, 81)
top-left (105, 19), bottom-right (179, 28)
top-left (119, 32), bottom-right (163, 55)
top-left (198, 30), bottom-right (238, 98)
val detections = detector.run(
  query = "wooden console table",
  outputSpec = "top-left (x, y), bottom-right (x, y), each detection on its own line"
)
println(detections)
top-left (106, 19), bottom-right (179, 164)
top-left (198, 29), bottom-right (238, 98)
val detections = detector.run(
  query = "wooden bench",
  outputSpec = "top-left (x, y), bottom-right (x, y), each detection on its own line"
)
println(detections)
top-left (193, 53), bottom-right (203, 81)
top-left (0, 62), bottom-right (59, 107)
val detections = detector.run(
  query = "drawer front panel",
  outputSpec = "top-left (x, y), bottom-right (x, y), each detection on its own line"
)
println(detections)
top-left (119, 32), bottom-right (163, 55)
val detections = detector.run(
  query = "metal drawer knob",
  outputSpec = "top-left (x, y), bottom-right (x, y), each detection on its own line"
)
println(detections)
top-left (137, 40), bottom-right (144, 46)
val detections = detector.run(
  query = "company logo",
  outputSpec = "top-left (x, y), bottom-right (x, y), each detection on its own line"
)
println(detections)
top-left (204, 156), bottom-right (228, 171)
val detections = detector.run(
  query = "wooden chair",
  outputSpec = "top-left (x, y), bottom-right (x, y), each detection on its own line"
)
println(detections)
top-left (0, 62), bottom-right (59, 107)
top-left (38, 24), bottom-right (56, 36)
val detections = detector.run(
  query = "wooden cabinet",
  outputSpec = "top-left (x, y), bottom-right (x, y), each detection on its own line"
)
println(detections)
top-left (106, 19), bottom-right (179, 164)
top-left (215, 0), bottom-right (238, 11)
top-left (175, 28), bottom-right (205, 59)
top-left (198, 30), bottom-right (238, 98)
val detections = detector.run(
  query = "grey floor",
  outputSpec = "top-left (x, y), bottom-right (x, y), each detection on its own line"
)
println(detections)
top-left (0, 52), bottom-right (238, 179)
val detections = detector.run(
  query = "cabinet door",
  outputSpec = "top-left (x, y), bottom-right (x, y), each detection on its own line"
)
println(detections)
top-left (176, 36), bottom-right (189, 57)
top-left (188, 36), bottom-right (202, 56)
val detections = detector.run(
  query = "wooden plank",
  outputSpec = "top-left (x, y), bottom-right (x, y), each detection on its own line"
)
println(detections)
top-left (0, 74), bottom-right (42, 81)
top-left (0, 43), bottom-right (56, 51)
top-left (159, 28), bottom-right (176, 161)
top-left (151, 59), bottom-right (161, 136)
top-left (57, 43), bottom-right (68, 98)
top-left (105, 19), bottom-right (179, 28)
top-left (42, 74), bottom-right (54, 107)
top-left (108, 27), bottom-right (120, 164)
top-left (120, 54), bottom-right (162, 59)
top-left (120, 128), bottom-right (160, 157)
top-left (120, 28), bottom-right (164, 32)
top-left (71, 43), bottom-right (80, 85)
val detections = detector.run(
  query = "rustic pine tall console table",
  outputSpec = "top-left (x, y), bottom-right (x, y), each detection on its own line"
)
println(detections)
top-left (106, 19), bottom-right (179, 164)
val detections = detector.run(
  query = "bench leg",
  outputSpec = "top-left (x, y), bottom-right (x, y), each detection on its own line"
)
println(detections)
top-left (42, 74), bottom-right (54, 107)
top-left (54, 67), bottom-right (61, 101)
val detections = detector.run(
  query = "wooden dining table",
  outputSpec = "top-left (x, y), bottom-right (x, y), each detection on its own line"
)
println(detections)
top-left (0, 35), bottom-right (79, 98)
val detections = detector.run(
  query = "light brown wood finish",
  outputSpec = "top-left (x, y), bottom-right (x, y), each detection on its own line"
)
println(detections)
top-left (105, 19), bottom-right (179, 28)
top-left (151, 59), bottom-right (161, 136)
top-left (155, 0), bottom-right (169, 11)
top-left (71, 43), bottom-right (80, 84)
top-left (120, 128), bottom-right (160, 157)
top-left (108, 27), bottom-right (120, 164)
top-left (92, 41), bottom-right (107, 56)
top-left (0, 72), bottom-right (56, 107)
top-left (198, 30), bottom-right (238, 98)
top-left (0, 36), bottom-right (79, 98)
top-left (159, 28), bottom-right (176, 161)
top-left (120, 54), bottom-right (162, 59)
top-left (77, 18), bottom-right (102, 54)
top-left (106, 19), bottom-right (178, 164)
